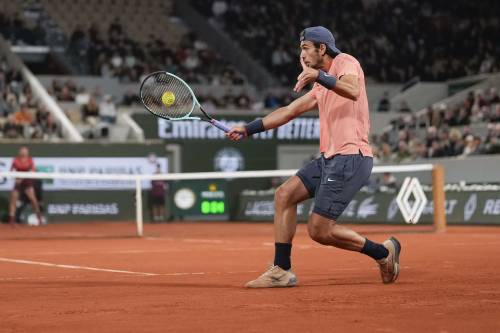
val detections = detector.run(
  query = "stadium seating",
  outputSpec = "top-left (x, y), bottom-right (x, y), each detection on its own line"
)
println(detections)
top-left (40, 0), bottom-right (181, 49)
top-left (0, 1), bottom-right (45, 46)
top-left (193, 0), bottom-right (500, 84)
top-left (39, 0), bottom-right (246, 88)
top-left (0, 56), bottom-right (63, 141)
top-left (372, 85), bottom-right (500, 162)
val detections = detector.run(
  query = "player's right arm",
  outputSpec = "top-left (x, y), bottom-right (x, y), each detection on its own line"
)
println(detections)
top-left (227, 93), bottom-right (317, 140)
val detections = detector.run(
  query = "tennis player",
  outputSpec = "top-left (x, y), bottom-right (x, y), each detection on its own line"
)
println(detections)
top-left (8, 146), bottom-right (43, 226)
top-left (227, 26), bottom-right (401, 288)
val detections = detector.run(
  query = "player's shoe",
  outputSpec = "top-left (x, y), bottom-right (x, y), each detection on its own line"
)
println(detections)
top-left (8, 215), bottom-right (17, 228)
top-left (245, 265), bottom-right (297, 288)
top-left (377, 237), bottom-right (401, 284)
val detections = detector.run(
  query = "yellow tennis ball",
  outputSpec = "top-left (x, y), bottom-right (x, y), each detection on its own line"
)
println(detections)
top-left (162, 91), bottom-right (175, 106)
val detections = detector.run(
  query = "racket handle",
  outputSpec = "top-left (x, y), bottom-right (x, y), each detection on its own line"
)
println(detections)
top-left (211, 119), bottom-right (231, 132)
top-left (211, 119), bottom-right (244, 139)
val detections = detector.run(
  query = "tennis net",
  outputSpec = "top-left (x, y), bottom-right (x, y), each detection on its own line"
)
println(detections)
top-left (0, 163), bottom-right (445, 237)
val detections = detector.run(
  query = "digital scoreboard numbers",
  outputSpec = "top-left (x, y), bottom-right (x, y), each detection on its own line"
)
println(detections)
top-left (172, 180), bottom-right (228, 220)
top-left (201, 200), bottom-right (225, 215)
top-left (200, 183), bottom-right (226, 215)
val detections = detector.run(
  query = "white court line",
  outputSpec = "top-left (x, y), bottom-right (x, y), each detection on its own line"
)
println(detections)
top-left (181, 238), bottom-right (228, 244)
top-left (0, 257), bottom-right (158, 276)
top-left (0, 257), bottom-right (260, 278)
top-left (4, 247), bottom-right (271, 256)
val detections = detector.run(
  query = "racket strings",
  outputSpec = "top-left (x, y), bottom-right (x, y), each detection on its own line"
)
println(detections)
top-left (141, 73), bottom-right (194, 119)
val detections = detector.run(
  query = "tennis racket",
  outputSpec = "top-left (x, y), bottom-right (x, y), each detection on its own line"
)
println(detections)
top-left (139, 71), bottom-right (235, 134)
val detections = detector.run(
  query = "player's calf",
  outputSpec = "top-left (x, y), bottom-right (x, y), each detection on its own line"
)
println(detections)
top-left (307, 215), bottom-right (366, 251)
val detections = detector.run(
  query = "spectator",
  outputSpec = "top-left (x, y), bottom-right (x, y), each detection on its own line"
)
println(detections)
top-left (264, 93), bottom-right (282, 109)
top-left (460, 135), bottom-right (480, 158)
top-left (0, 93), bottom-right (10, 116)
top-left (149, 164), bottom-right (168, 223)
top-left (236, 93), bottom-right (250, 108)
top-left (40, 113), bottom-right (60, 140)
top-left (2, 114), bottom-right (22, 139)
top-left (99, 95), bottom-right (117, 123)
top-left (456, 107), bottom-right (470, 126)
top-left (58, 86), bottom-right (74, 102)
top-left (81, 96), bottom-right (99, 123)
top-left (398, 100), bottom-right (412, 113)
top-left (413, 142), bottom-right (428, 160)
top-left (121, 89), bottom-right (140, 106)
top-left (379, 143), bottom-right (392, 163)
top-left (392, 141), bottom-right (412, 162)
top-left (428, 140), bottom-right (445, 158)
top-left (483, 124), bottom-right (500, 154)
top-left (447, 128), bottom-right (465, 156)
top-left (13, 103), bottom-right (33, 126)
top-left (377, 92), bottom-right (391, 112)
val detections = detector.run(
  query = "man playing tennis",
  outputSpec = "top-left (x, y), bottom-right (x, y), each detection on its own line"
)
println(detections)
top-left (227, 26), bottom-right (401, 288)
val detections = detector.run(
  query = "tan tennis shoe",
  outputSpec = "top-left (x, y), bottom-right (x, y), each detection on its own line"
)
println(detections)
top-left (245, 265), bottom-right (298, 288)
top-left (377, 237), bottom-right (401, 283)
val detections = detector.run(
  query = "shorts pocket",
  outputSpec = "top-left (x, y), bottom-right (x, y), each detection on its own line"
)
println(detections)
top-left (320, 156), bottom-right (346, 193)
top-left (343, 155), bottom-right (363, 182)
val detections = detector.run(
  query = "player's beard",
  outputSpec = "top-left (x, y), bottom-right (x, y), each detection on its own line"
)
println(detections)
top-left (310, 50), bottom-right (324, 69)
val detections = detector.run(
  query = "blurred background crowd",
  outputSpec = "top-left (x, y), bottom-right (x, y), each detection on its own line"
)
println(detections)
top-left (194, 0), bottom-right (500, 84)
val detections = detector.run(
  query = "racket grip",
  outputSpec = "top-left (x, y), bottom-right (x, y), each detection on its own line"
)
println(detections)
top-left (211, 119), bottom-right (231, 132)
top-left (211, 119), bottom-right (244, 139)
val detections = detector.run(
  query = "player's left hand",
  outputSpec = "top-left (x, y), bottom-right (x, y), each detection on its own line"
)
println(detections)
top-left (294, 57), bottom-right (319, 93)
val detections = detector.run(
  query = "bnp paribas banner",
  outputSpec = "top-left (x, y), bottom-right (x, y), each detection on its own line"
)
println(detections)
top-left (236, 190), bottom-right (500, 225)
top-left (0, 157), bottom-right (168, 191)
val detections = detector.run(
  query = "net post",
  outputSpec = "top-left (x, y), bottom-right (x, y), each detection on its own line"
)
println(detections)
top-left (432, 164), bottom-right (446, 233)
top-left (135, 177), bottom-right (144, 237)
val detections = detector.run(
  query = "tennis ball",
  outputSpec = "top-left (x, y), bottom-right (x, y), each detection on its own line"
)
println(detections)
top-left (162, 91), bottom-right (175, 106)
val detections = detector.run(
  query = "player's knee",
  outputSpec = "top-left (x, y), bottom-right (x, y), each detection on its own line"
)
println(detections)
top-left (307, 220), bottom-right (329, 244)
top-left (274, 184), bottom-right (293, 207)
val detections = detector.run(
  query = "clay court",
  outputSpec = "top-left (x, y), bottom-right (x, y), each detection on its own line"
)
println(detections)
top-left (1, 222), bottom-right (499, 332)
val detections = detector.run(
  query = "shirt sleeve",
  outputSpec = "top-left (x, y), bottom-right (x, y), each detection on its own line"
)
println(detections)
top-left (30, 158), bottom-right (35, 171)
top-left (335, 56), bottom-right (358, 78)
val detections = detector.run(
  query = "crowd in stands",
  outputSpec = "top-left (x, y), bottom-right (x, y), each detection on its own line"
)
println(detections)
top-left (194, 0), bottom-right (500, 84)
top-left (68, 18), bottom-right (246, 86)
top-left (0, 12), bottom-right (45, 45)
top-left (46, 78), bottom-right (119, 139)
top-left (0, 59), bottom-right (61, 140)
top-left (372, 87), bottom-right (500, 162)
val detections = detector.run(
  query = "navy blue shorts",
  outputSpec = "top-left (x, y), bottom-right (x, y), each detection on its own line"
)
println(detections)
top-left (296, 153), bottom-right (373, 220)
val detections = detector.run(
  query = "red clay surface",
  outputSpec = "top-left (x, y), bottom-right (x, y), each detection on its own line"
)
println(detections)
top-left (1, 222), bottom-right (499, 332)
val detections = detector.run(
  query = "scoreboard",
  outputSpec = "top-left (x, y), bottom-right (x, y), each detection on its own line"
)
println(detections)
top-left (171, 180), bottom-right (228, 220)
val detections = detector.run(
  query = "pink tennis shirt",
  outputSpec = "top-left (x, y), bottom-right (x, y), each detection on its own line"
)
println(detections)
top-left (308, 53), bottom-right (373, 158)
